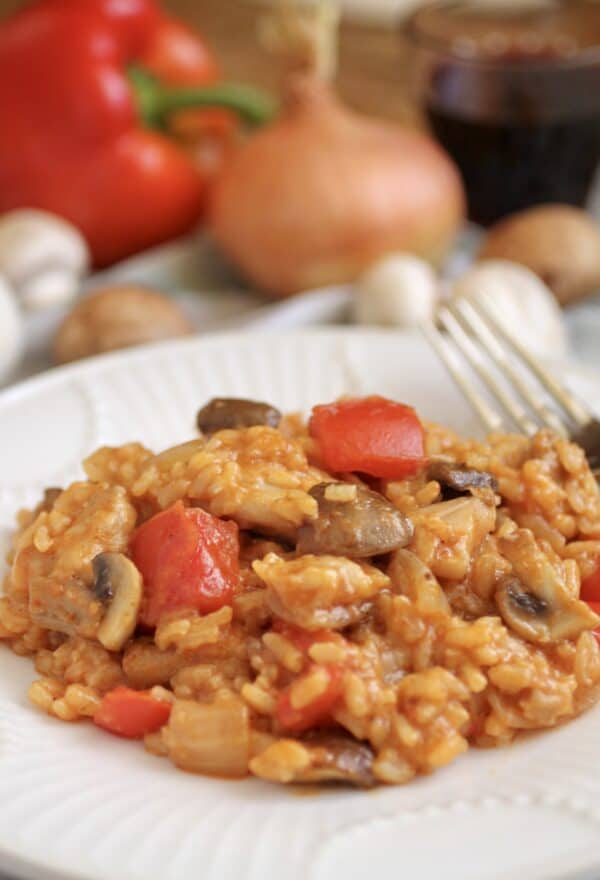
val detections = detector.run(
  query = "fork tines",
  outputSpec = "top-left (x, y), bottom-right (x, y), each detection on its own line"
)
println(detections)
top-left (421, 297), bottom-right (592, 439)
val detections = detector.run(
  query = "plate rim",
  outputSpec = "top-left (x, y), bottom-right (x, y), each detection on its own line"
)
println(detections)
top-left (1, 325), bottom-right (584, 411)
top-left (2, 326), bottom-right (600, 880)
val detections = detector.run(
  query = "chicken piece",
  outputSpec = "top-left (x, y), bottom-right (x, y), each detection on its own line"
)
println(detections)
top-left (132, 427), bottom-right (326, 539)
top-left (253, 552), bottom-right (389, 630)
top-left (11, 483), bottom-right (137, 638)
top-left (411, 496), bottom-right (497, 581)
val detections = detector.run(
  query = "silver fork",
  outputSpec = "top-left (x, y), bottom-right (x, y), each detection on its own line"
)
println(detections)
top-left (420, 297), bottom-right (600, 474)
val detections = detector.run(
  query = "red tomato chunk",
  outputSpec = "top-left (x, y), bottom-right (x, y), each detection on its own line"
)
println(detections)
top-left (276, 664), bottom-right (343, 734)
top-left (581, 563), bottom-right (600, 603)
top-left (309, 395), bottom-right (425, 479)
top-left (93, 687), bottom-right (172, 739)
top-left (131, 501), bottom-right (239, 627)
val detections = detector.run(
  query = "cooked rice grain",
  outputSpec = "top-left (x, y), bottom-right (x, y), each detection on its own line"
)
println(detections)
top-left (3, 417), bottom-right (600, 788)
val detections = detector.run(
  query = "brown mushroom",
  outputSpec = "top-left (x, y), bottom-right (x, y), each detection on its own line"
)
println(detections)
top-left (479, 205), bottom-right (600, 305)
top-left (427, 460), bottom-right (498, 500)
top-left (297, 482), bottom-right (413, 558)
top-left (250, 736), bottom-right (375, 787)
top-left (294, 736), bottom-right (376, 787)
top-left (196, 397), bottom-right (282, 435)
top-left (93, 553), bottom-right (143, 652)
top-left (53, 285), bottom-right (192, 364)
top-left (495, 530), bottom-right (600, 643)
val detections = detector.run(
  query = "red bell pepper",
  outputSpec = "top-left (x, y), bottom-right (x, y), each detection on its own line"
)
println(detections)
top-left (276, 664), bottom-right (343, 734)
top-left (309, 396), bottom-right (426, 479)
top-left (580, 562), bottom-right (600, 603)
top-left (131, 501), bottom-right (240, 627)
top-left (0, 0), bottom-right (275, 267)
top-left (141, 15), bottom-right (220, 86)
top-left (94, 686), bottom-right (172, 738)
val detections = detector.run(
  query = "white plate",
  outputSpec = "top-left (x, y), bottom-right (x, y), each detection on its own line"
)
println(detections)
top-left (2, 329), bottom-right (600, 880)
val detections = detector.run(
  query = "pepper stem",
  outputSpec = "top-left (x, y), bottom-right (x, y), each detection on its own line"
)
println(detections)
top-left (129, 66), bottom-right (278, 128)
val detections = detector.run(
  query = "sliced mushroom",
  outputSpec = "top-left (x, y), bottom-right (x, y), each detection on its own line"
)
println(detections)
top-left (427, 460), bottom-right (498, 500)
top-left (250, 736), bottom-right (376, 787)
top-left (295, 736), bottom-right (376, 787)
top-left (495, 530), bottom-right (600, 643)
top-left (388, 548), bottom-right (451, 616)
top-left (297, 482), bottom-right (414, 558)
top-left (93, 553), bottom-right (143, 652)
top-left (196, 398), bottom-right (281, 435)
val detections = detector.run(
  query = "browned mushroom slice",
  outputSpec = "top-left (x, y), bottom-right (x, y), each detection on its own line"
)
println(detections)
top-left (296, 736), bottom-right (376, 787)
top-left (495, 530), bottom-right (600, 643)
top-left (250, 736), bottom-right (375, 787)
top-left (196, 397), bottom-right (281, 435)
top-left (428, 460), bottom-right (498, 500)
top-left (297, 482), bottom-right (413, 558)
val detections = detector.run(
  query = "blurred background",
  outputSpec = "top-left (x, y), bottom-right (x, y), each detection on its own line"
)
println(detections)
top-left (0, 0), bottom-right (426, 125)
top-left (0, 0), bottom-right (599, 383)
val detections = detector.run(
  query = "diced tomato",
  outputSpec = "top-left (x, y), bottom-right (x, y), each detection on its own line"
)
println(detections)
top-left (581, 563), bottom-right (600, 603)
top-left (276, 664), bottom-right (343, 734)
top-left (309, 396), bottom-right (425, 479)
top-left (93, 687), bottom-right (172, 739)
top-left (581, 599), bottom-right (600, 644)
top-left (131, 501), bottom-right (239, 627)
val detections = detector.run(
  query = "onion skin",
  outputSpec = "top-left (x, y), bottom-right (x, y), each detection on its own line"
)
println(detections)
top-left (210, 77), bottom-right (465, 297)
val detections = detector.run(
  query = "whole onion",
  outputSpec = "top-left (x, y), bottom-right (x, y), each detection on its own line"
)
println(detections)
top-left (210, 75), bottom-right (465, 297)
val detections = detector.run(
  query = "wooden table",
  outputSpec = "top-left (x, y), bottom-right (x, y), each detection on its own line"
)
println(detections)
top-left (1, 0), bottom-right (417, 124)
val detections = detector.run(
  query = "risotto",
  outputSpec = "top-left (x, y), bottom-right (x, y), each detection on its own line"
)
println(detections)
top-left (3, 393), bottom-right (600, 787)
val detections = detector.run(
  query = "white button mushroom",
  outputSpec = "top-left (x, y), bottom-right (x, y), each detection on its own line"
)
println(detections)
top-left (353, 254), bottom-right (439, 327)
top-left (0, 209), bottom-right (90, 311)
top-left (452, 260), bottom-right (568, 359)
top-left (0, 275), bottom-right (24, 384)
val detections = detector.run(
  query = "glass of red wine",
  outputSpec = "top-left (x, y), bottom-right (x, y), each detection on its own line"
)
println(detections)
top-left (403, 0), bottom-right (600, 226)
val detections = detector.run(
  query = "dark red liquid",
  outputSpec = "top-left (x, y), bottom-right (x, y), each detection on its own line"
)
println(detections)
top-left (425, 47), bottom-right (600, 225)
top-left (428, 108), bottom-right (600, 225)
